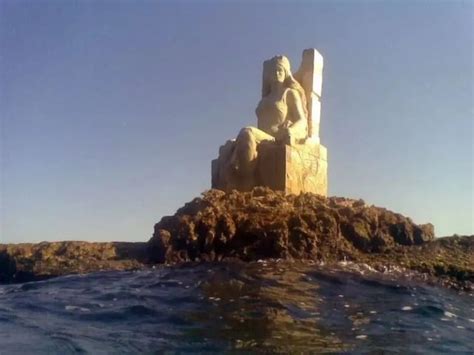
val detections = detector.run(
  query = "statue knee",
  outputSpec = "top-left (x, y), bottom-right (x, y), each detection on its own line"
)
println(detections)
top-left (238, 127), bottom-right (256, 145)
top-left (236, 127), bottom-right (258, 164)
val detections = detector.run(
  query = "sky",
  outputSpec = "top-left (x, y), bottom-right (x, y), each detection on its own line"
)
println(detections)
top-left (1, 0), bottom-right (472, 243)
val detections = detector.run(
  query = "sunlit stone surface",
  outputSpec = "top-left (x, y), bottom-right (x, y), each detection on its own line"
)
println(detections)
top-left (212, 48), bottom-right (328, 196)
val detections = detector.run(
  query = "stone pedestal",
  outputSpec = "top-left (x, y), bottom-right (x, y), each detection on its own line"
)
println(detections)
top-left (256, 141), bottom-right (327, 196)
top-left (212, 141), bottom-right (328, 196)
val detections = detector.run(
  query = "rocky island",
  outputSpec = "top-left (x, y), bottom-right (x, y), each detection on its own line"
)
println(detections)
top-left (2, 49), bottom-right (471, 291)
top-left (1, 188), bottom-right (472, 290)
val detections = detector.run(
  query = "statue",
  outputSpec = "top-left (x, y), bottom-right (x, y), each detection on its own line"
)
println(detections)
top-left (212, 49), bottom-right (328, 196)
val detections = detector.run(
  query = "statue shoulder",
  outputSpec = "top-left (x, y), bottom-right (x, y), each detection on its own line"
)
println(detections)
top-left (284, 87), bottom-right (304, 104)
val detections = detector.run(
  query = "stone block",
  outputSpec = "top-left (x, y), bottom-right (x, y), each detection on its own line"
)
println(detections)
top-left (212, 141), bottom-right (327, 196)
top-left (256, 142), bottom-right (328, 196)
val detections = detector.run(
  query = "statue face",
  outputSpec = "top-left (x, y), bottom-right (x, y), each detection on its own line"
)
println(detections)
top-left (272, 64), bottom-right (286, 84)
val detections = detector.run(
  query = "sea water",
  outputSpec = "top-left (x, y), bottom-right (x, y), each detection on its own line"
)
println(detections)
top-left (0, 261), bottom-right (472, 353)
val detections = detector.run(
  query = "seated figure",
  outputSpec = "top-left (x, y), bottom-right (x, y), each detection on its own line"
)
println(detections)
top-left (212, 49), bottom-right (328, 195)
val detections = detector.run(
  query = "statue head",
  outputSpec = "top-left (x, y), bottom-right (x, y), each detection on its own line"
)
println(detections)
top-left (261, 55), bottom-right (308, 120)
top-left (265, 55), bottom-right (292, 86)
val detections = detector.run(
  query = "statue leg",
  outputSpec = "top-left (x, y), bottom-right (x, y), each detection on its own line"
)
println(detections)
top-left (233, 127), bottom-right (274, 190)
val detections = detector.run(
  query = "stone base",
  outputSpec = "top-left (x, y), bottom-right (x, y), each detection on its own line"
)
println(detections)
top-left (212, 141), bottom-right (328, 196)
top-left (257, 141), bottom-right (328, 196)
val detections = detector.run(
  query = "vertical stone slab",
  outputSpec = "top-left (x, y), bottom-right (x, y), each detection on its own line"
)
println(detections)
top-left (294, 48), bottom-right (324, 141)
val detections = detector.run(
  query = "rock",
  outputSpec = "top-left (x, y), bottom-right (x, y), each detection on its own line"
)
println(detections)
top-left (0, 242), bottom-right (147, 283)
top-left (0, 189), bottom-right (471, 290)
top-left (148, 188), bottom-right (435, 262)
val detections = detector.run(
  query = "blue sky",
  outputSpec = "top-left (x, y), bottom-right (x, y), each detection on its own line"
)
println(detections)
top-left (1, 0), bottom-right (472, 243)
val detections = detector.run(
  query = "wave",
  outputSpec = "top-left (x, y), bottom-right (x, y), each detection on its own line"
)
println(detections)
top-left (0, 261), bottom-right (472, 353)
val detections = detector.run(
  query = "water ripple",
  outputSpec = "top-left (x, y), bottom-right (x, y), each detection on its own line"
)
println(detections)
top-left (0, 261), bottom-right (472, 353)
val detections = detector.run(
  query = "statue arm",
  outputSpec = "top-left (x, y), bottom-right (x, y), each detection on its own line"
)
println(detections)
top-left (285, 89), bottom-right (307, 136)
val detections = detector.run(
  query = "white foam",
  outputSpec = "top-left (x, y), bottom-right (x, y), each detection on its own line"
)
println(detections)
top-left (444, 311), bottom-right (457, 318)
top-left (65, 305), bottom-right (90, 312)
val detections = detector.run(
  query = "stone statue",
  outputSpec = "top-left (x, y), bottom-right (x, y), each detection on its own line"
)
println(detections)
top-left (256, 55), bottom-right (308, 143)
top-left (212, 49), bottom-right (328, 195)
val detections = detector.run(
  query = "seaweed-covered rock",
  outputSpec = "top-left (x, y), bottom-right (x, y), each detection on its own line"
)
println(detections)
top-left (0, 242), bottom-right (147, 283)
top-left (0, 189), bottom-right (470, 290)
top-left (148, 188), bottom-right (435, 263)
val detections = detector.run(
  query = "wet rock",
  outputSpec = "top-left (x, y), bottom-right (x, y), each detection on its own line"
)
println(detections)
top-left (148, 188), bottom-right (436, 263)
top-left (0, 189), bottom-right (470, 290)
top-left (0, 242), bottom-right (147, 283)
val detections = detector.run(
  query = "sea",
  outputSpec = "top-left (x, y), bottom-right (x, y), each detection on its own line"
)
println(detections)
top-left (0, 260), bottom-right (472, 354)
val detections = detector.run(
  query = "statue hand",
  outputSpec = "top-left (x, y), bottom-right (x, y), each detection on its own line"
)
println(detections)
top-left (276, 127), bottom-right (292, 145)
